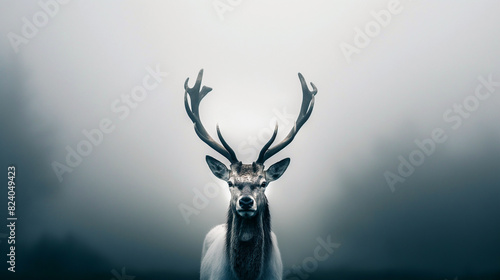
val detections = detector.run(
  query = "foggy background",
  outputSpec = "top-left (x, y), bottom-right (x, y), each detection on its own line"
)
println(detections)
top-left (0, 1), bottom-right (499, 279)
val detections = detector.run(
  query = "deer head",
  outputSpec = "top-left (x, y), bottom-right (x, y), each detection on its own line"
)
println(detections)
top-left (184, 69), bottom-right (317, 220)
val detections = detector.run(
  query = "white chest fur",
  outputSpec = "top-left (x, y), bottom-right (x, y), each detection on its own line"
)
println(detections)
top-left (200, 224), bottom-right (282, 280)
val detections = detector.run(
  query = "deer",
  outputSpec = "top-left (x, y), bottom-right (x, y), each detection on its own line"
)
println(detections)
top-left (184, 69), bottom-right (317, 280)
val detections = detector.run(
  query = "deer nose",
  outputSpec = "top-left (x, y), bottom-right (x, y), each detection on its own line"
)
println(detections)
top-left (239, 196), bottom-right (254, 210)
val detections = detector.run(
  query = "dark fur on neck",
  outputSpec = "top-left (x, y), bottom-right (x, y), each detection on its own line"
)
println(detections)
top-left (226, 201), bottom-right (272, 280)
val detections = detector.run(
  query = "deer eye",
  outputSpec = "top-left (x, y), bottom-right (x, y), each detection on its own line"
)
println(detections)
top-left (261, 182), bottom-right (267, 187)
top-left (228, 181), bottom-right (233, 187)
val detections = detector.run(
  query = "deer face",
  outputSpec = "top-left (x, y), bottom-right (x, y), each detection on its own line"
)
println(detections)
top-left (206, 156), bottom-right (290, 218)
top-left (184, 70), bottom-right (316, 218)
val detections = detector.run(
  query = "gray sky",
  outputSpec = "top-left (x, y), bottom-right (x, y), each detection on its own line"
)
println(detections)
top-left (1, 0), bottom-right (499, 278)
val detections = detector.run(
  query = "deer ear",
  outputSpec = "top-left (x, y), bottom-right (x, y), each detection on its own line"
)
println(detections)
top-left (206, 155), bottom-right (229, 180)
top-left (265, 158), bottom-right (290, 181)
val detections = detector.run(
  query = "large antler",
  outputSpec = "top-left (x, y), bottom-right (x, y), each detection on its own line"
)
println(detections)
top-left (256, 73), bottom-right (317, 164)
top-left (184, 69), bottom-right (239, 164)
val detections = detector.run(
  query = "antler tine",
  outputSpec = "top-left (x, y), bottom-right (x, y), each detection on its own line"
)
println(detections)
top-left (256, 123), bottom-right (278, 163)
top-left (216, 124), bottom-right (238, 162)
top-left (256, 73), bottom-right (317, 164)
top-left (185, 69), bottom-right (239, 164)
